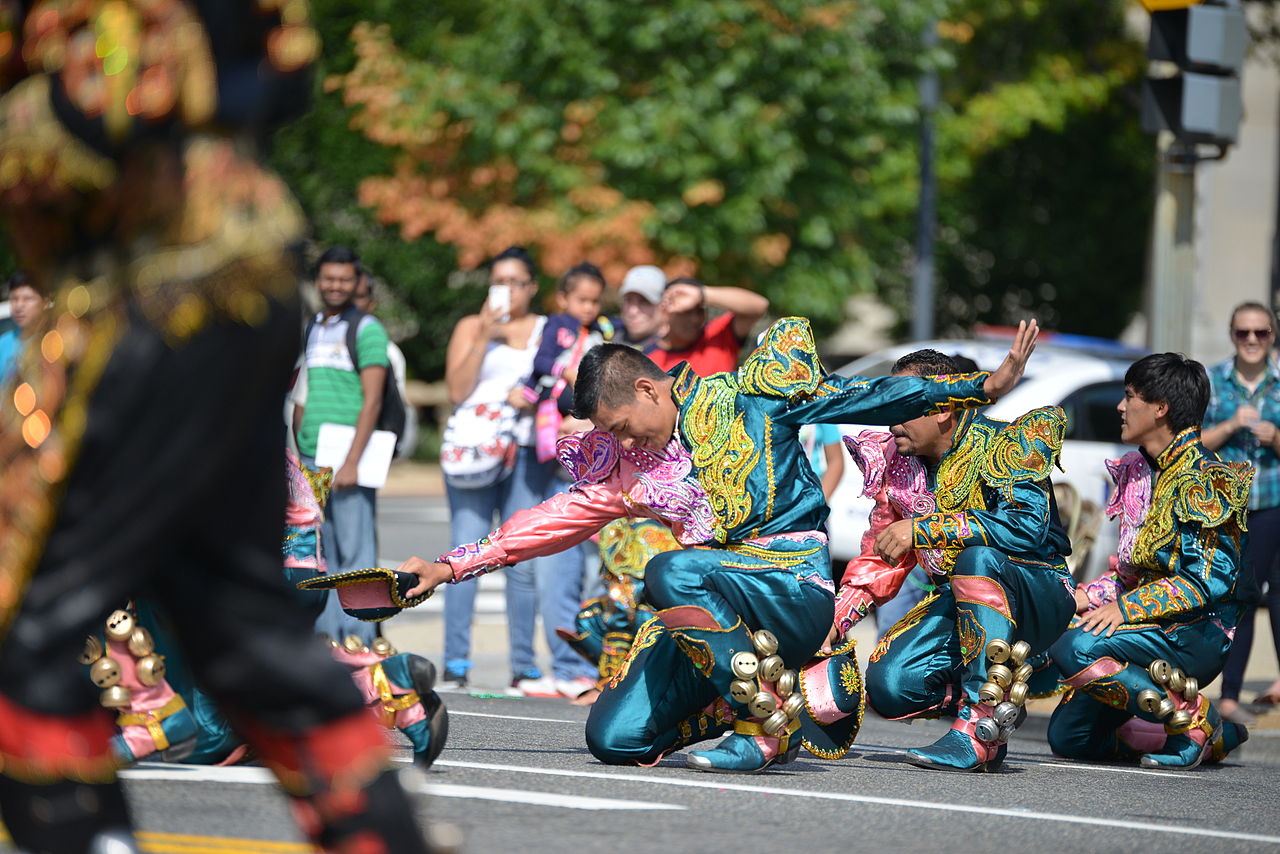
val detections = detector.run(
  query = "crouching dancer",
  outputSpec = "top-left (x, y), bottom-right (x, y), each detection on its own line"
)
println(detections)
top-left (834, 348), bottom-right (1077, 772)
top-left (1048, 354), bottom-right (1252, 769)
top-left (397, 318), bottom-right (1038, 773)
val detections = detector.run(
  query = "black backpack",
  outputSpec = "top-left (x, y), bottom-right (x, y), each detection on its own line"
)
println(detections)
top-left (304, 307), bottom-right (408, 449)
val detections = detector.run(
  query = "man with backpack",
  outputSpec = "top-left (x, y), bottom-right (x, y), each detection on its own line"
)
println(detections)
top-left (293, 246), bottom-right (395, 643)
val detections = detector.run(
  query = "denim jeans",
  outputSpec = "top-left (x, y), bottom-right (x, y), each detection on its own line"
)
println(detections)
top-left (301, 455), bottom-right (379, 646)
top-left (444, 445), bottom-right (548, 680)
top-left (535, 478), bottom-right (601, 682)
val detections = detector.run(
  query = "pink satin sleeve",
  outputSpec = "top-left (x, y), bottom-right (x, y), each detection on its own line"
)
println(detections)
top-left (833, 552), bottom-right (918, 631)
top-left (440, 478), bottom-right (631, 583)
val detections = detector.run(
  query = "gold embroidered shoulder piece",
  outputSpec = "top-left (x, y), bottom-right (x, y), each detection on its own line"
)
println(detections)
top-left (738, 317), bottom-right (825, 400)
top-left (979, 406), bottom-right (1066, 499)
top-left (1167, 460), bottom-right (1252, 531)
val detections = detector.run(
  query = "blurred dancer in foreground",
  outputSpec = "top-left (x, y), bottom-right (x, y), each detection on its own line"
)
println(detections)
top-left (0, 3), bottom-right (431, 851)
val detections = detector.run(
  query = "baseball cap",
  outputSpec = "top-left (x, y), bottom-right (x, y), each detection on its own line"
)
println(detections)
top-left (619, 265), bottom-right (666, 305)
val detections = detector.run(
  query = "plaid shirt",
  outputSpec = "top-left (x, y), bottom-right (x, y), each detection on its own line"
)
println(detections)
top-left (1205, 356), bottom-right (1280, 511)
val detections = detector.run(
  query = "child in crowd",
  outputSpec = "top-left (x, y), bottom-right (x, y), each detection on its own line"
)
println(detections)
top-left (521, 262), bottom-right (615, 461)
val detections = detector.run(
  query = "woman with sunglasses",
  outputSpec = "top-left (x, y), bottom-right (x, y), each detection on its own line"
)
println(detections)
top-left (1202, 300), bottom-right (1280, 725)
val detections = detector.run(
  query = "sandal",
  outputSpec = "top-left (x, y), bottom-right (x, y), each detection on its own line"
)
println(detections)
top-left (1250, 691), bottom-right (1280, 707)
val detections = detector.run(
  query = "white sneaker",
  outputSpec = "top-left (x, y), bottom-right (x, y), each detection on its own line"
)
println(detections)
top-left (556, 676), bottom-right (597, 700)
top-left (506, 675), bottom-right (560, 698)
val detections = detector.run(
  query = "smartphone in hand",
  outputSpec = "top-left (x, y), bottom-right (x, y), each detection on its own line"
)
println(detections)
top-left (487, 285), bottom-right (511, 323)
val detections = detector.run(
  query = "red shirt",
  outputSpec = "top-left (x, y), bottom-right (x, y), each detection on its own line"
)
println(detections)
top-left (647, 313), bottom-right (743, 376)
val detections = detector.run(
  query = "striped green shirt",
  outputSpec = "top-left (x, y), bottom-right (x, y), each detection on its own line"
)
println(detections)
top-left (297, 310), bottom-right (390, 457)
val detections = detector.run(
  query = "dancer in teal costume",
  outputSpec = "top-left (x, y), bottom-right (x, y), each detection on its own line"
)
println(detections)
top-left (1048, 354), bottom-right (1252, 769)
top-left (833, 349), bottom-right (1076, 773)
top-left (399, 319), bottom-right (1040, 773)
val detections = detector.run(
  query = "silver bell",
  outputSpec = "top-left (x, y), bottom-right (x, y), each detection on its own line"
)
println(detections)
top-left (1148, 659), bottom-right (1172, 685)
top-left (748, 692), bottom-right (778, 719)
top-left (974, 717), bottom-right (1002, 744)
top-left (1182, 677), bottom-right (1199, 702)
top-left (1167, 710), bottom-right (1193, 730)
top-left (762, 710), bottom-right (790, 738)
top-left (1137, 689), bottom-right (1163, 715)
top-left (1168, 669), bottom-right (1187, 694)
top-left (751, 629), bottom-right (779, 657)
top-left (758, 654), bottom-right (785, 683)
top-left (1155, 697), bottom-right (1176, 719)
top-left (730, 679), bottom-right (757, 704)
top-left (731, 651), bottom-right (760, 680)
top-left (992, 702), bottom-right (1019, 728)
top-left (997, 725), bottom-right (1016, 744)
top-left (775, 670), bottom-right (797, 697)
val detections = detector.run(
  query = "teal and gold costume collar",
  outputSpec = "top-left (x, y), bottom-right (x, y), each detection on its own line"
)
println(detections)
top-left (1151, 427), bottom-right (1201, 471)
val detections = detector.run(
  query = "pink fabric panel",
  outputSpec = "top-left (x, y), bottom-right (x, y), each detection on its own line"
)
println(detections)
top-left (337, 581), bottom-right (394, 610)
top-left (1117, 717), bottom-right (1166, 752)
top-left (951, 575), bottom-right (1011, 618)
top-left (801, 660), bottom-right (847, 725)
top-left (657, 606), bottom-right (720, 631)
top-left (1062, 656), bottom-right (1125, 688)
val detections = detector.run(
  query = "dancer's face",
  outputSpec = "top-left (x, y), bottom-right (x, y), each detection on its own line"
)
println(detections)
top-left (887, 369), bottom-right (956, 463)
top-left (1118, 385), bottom-right (1166, 447)
top-left (591, 377), bottom-right (678, 452)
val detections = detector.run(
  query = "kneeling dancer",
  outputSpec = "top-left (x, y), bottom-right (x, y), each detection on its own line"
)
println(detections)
top-left (1049, 353), bottom-right (1251, 769)
top-left (399, 318), bottom-right (1037, 773)
top-left (836, 348), bottom-right (1076, 772)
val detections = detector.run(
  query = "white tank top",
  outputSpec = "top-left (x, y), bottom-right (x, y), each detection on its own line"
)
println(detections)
top-left (458, 315), bottom-right (546, 446)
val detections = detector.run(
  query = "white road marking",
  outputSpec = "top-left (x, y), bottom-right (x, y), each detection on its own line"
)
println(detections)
top-left (450, 710), bottom-right (580, 725)
top-left (434, 760), bottom-right (1280, 845)
top-left (852, 744), bottom-right (1196, 779)
top-left (416, 782), bottom-right (682, 811)
top-left (122, 764), bottom-right (680, 811)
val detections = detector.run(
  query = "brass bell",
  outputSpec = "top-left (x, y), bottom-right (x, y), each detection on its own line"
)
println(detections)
top-left (100, 685), bottom-right (132, 709)
top-left (1012, 662), bottom-right (1034, 684)
top-left (731, 651), bottom-right (760, 680)
top-left (987, 664), bottom-right (1013, 689)
top-left (127, 627), bottom-right (154, 657)
top-left (776, 670), bottom-right (797, 697)
top-left (371, 638), bottom-right (395, 657)
top-left (1009, 640), bottom-right (1031, 666)
top-left (1148, 659), bottom-right (1172, 685)
top-left (342, 635), bottom-right (365, 654)
top-left (748, 692), bottom-right (778, 719)
top-left (1167, 710), bottom-right (1193, 730)
top-left (992, 702), bottom-right (1019, 727)
top-left (758, 654), bottom-right (785, 683)
top-left (978, 681), bottom-right (1004, 706)
top-left (1137, 689), bottom-right (1163, 715)
top-left (782, 693), bottom-right (806, 720)
top-left (1008, 681), bottom-right (1029, 706)
top-left (762, 710), bottom-right (789, 737)
top-left (104, 609), bottom-right (135, 642)
top-left (751, 629), bottom-right (779, 657)
top-left (985, 639), bottom-right (1011, 664)
top-left (79, 635), bottom-right (104, 666)
top-left (974, 717), bottom-right (1002, 743)
top-left (90, 656), bottom-right (122, 688)
top-left (1168, 669), bottom-right (1186, 694)
top-left (1155, 698), bottom-right (1176, 719)
top-left (730, 679), bottom-right (757, 704)
top-left (1182, 677), bottom-right (1199, 702)
top-left (136, 654), bottom-right (166, 687)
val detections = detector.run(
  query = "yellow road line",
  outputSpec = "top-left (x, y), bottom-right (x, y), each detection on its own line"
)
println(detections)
top-left (0, 827), bottom-right (314, 853)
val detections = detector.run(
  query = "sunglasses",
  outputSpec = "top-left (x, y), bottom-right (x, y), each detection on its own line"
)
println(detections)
top-left (1233, 328), bottom-right (1274, 342)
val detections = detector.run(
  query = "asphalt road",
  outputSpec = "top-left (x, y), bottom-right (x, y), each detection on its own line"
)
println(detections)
top-left (4, 496), bottom-right (1279, 853)
top-left (7, 694), bottom-right (1277, 854)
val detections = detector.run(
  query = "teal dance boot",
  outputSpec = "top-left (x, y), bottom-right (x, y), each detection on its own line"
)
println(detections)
top-left (377, 654), bottom-right (449, 769)
top-left (1140, 695), bottom-right (1219, 770)
top-left (1207, 720), bottom-right (1249, 764)
top-left (907, 701), bottom-right (1007, 772)
top-left (685, 716), bottom-right (802, 773)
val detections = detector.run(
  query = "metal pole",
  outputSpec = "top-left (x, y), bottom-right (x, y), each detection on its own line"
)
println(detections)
top-left (1148, 132), bottom-right (1197, 354)
top-left (912, 21), bottom-right (938, 342)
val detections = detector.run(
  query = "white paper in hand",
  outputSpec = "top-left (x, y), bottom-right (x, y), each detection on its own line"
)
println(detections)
top-left (314, 423), bottom-right (397, 489)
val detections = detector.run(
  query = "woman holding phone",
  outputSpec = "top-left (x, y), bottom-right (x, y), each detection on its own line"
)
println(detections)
top-left (439, 246), bottom-right (551, 694)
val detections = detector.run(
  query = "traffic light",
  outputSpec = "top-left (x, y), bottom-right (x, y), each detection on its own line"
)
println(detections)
top-left (1140, 1), bottom-right (1247, 147)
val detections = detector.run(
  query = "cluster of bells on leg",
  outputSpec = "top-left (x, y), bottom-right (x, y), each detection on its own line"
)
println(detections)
top-left (81, 609), bottom-right (165, 709)
top-left (973, 639), bottom-right (1033, 746)
top-left (1137, 659), bottom-right (1199, 729)
top-left (727, 630), bottom-right (805, 739)
top-left (325, 633), bottom-right (398, 658)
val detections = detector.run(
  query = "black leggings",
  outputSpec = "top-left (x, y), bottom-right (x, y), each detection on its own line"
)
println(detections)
top-left (1220, 506), bottom-right (1280, 701)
